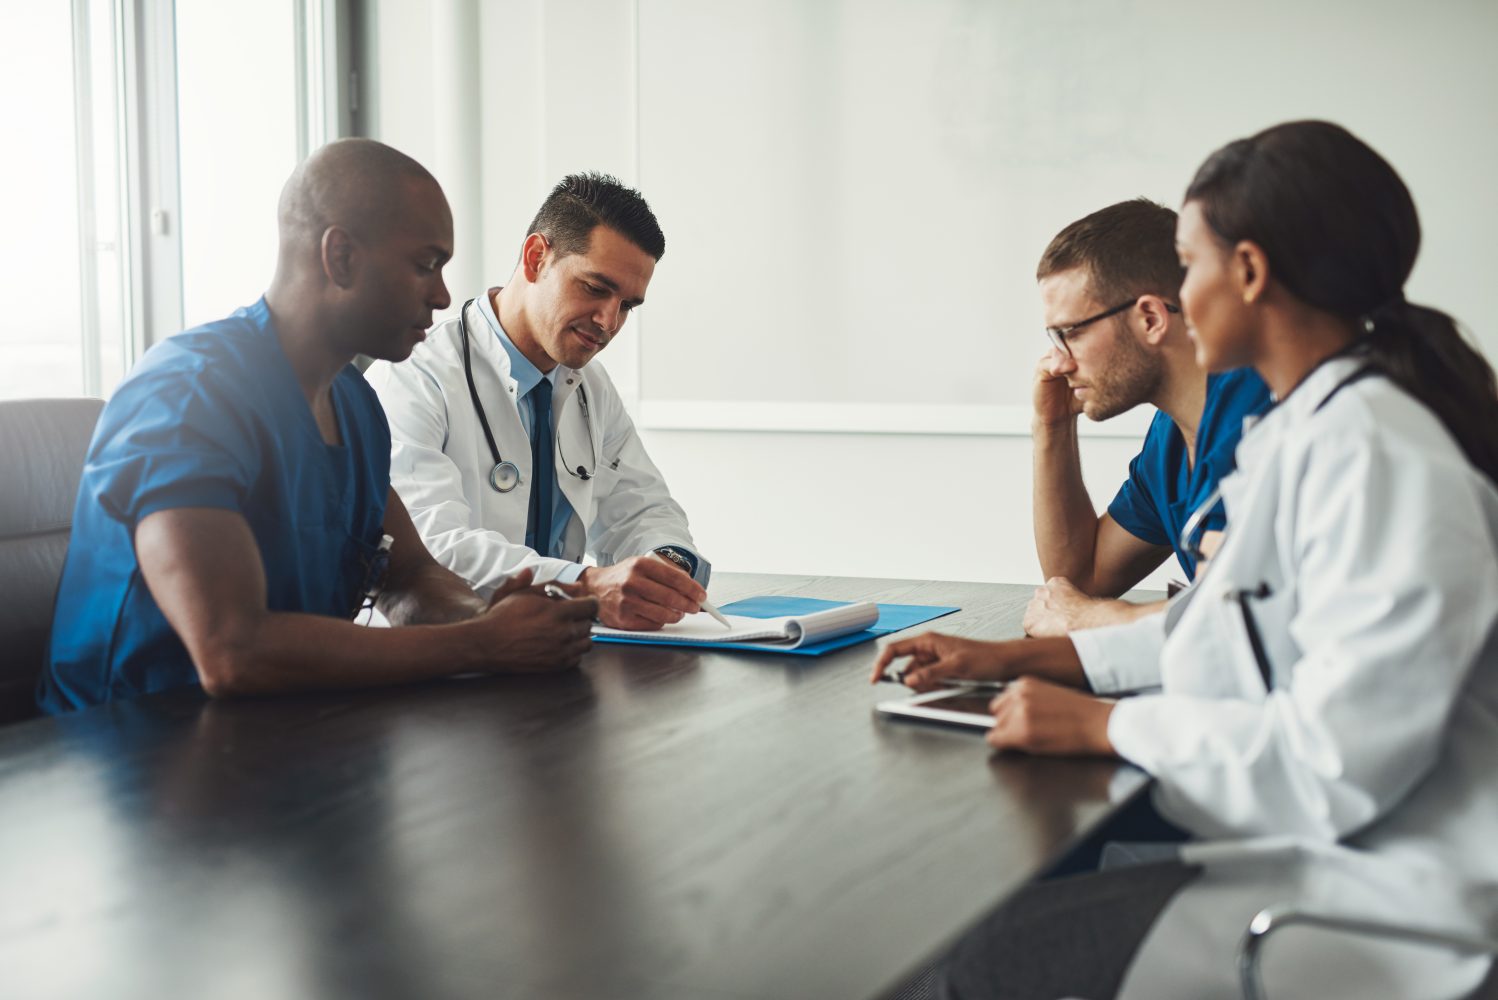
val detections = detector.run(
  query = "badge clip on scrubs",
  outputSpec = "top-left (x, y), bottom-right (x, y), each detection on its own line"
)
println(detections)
top-left (459, 298), bottom-right (598, 494)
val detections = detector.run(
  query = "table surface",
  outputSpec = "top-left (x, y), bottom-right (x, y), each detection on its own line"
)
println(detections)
top-left (0, 574), bottom-right (1147, 1000)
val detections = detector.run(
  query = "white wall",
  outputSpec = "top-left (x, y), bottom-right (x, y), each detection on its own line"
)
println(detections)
top-left (364, 0), bottom-right (1498, 587)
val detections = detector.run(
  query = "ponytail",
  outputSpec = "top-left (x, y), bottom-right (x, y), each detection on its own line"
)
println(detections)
top-left (1185, 121), bottom-right (1498, 489)
top-left (1361, 301), bottom-right (1498, 488)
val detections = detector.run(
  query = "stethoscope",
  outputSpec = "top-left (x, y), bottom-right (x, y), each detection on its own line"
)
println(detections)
top-left (1163, 359), bottom-right (1385, 690)
top-left (459, 298), bottom-right (598, 493)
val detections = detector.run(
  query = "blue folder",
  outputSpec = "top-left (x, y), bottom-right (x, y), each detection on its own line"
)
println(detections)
top-left (591, 595), bottom-right (960, 657)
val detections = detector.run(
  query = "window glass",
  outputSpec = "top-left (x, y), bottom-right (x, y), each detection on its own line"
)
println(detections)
top-left (175, 1), bottom-right (299, 329)
top-left (0, 5), bottom-right (86, 399)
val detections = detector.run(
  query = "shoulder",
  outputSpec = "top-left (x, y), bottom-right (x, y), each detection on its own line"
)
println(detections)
top-left (1299, 375), bottom-right (1462, 464)
top-left (1134, 406), bottom-right (1181, 460)
top-left (1204, 367), bottom-right (1274, 422)
top-left (367, 315), bottom-right (467, 400)
top-left (576, 359), bottom-right (631, 420)
top-left (1268, 376), bottom-right (1487, 521)
top-left (338, 363), bottom-right (387, 421)
top-left (579, 358), bottom-right (622, 396)
top-left (108, 315), bottom-right (271, 426)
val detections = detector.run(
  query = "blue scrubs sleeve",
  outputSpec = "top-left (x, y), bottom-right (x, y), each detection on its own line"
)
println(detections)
top-left (92, 368), bottom-right (258, 526)
top-left (1107, 451), bottom-right (1171, 547)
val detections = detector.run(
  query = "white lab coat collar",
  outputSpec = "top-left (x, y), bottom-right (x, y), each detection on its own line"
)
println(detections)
top-left (461, 297), bottom-right (583, 410)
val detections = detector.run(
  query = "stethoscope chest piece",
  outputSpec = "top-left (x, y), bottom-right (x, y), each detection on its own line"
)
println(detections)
top-left (489, 461), bottom-right (521, 493)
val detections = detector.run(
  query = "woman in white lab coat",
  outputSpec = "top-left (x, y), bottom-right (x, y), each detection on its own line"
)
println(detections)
top-left (877, 121), bottom-right (1498, 999)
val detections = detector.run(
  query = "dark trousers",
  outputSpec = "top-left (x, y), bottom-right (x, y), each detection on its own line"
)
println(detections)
top-left (933, 859), bottom-right (1201, 1000)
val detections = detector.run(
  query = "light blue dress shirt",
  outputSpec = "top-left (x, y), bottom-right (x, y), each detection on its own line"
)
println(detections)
top-left (476, 293), bottom-right (583, 581)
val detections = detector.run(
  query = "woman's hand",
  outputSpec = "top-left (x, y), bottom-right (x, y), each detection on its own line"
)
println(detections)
top-left (985, 677), bottom-right (1117, 756)
top-left (870, 632), bottom-right (1012, 691)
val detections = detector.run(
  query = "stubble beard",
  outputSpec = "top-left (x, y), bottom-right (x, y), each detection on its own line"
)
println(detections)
top-left (1082, 321), bottom-right (1164, 422)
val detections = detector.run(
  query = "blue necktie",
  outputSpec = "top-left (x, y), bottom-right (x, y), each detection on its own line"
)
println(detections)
top-left (525, 378), bottom-right (555, 555)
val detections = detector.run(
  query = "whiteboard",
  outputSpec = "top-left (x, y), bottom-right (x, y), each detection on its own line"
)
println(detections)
top-left (634, 0), bottom-right (1498, 415)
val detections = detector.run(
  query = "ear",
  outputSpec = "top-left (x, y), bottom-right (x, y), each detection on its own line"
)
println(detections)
top-left (1135, 294), bottom-right (1177, 346)
top-left (1233, 240), bottom-right (1270, 306)
top-left (322, 226), bottom-right (358, 289)
top-left (520, 233), bottom-right (550, 283)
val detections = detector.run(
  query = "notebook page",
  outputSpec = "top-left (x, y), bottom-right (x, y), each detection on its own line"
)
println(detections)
top-left (592, 613), bottom-right (797, 644)
top-left (785, 602), bottom-right (880, 645)
top-left (591, 601), bottom-right (881, 648)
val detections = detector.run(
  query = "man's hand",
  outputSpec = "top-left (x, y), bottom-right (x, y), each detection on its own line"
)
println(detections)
top-left (985, 677), bottom-right (1116, 756)
top-left (1032, 348), bottom-right (1083, 428)
top-left (1022, 576), bottom-right (1111, 636)
top-left (1023, 577), bottom-right (1167, 637)
top-left (580, 555), bottom-right (705, 630)
top-left (473, 570), bottom-right (598, 671)
top-left (870, 632), bottom-right (1011, 691)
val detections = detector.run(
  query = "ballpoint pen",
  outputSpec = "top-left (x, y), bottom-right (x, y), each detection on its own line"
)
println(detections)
top-left (699, 597), bottom-right (733, 630)
top-left (648, 550), bottom-right (732, 629)
top-left (939, 678), bottom-right (1008, 691)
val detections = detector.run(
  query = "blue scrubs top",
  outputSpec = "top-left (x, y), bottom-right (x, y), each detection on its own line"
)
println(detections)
top-left (1106, 368), bottom-right (1273, 580)
top-left (37, 298), bottom-right (391, 713)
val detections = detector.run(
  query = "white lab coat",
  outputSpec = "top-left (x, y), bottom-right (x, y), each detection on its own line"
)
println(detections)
top-left (1071, 357), bottom-right (1498, 998)
top-left (365, 297), bottom-right (703, 595)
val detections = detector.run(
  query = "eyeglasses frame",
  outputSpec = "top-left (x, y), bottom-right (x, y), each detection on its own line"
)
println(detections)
top-left (1045, 296), bottom-right (1182, 357)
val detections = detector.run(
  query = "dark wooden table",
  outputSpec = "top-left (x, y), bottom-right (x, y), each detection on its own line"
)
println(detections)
top-left (0, 574), bottom-right (1147, 1000)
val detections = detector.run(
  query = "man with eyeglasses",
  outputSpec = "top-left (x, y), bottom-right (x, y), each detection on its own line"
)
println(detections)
top-left (1024, 198), bottom-right (1273, 636)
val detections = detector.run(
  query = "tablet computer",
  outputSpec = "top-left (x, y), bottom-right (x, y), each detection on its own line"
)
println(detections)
top-left (875, 687), bottom-right (999, 730)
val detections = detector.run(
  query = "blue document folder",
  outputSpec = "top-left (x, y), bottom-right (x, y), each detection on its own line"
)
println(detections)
top-left (591, 595), bottom-right (960, 657)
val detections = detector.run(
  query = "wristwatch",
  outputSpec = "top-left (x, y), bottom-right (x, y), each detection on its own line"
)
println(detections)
top-left (652, 546), bottom-right (693, 574)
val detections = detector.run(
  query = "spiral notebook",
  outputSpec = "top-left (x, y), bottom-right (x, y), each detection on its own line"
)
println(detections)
top-left (589, 596), bottom-right (959, 657)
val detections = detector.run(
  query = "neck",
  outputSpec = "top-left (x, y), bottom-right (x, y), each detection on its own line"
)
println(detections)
top-left (492, 281), bottom-right (558, 373)
top-left (264, 274), bottom-right (353, 404)
top-left (1254, 304), bottom-right (1359, 400)
top-left (1152, 341), bottom-right (1209, 461)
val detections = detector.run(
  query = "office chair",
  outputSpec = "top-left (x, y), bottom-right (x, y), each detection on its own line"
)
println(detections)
top-left (1239, 903), bottom-right (1498, 1000)
top-left (0, 397), bottom-right (103, 724)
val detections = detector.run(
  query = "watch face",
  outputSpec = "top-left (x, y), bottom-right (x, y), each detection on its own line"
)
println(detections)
top-left (654, 547), bottom-right (690, 572)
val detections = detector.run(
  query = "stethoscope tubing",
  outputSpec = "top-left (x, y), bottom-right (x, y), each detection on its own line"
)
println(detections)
top-left (458, 298), bottom-right (597, 493)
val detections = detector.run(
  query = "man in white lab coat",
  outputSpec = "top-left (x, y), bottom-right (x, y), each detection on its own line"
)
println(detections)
top-left (367, 173), bottom-right (709, 631)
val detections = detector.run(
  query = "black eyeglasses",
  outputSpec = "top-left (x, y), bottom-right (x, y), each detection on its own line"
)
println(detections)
top-left (1045, 297), bottom-right (1181, 357)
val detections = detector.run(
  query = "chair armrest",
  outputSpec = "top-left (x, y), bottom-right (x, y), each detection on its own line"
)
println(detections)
top-left (1239, 904), bottom-right (1498, 1000)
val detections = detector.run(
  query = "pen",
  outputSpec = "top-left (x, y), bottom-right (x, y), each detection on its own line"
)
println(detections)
top-left (699, 597), bottom-right (733, 630)
top-left (648, 550), bottom-right (731, 630)
top-left (939, 678), bottom-right (1008, 691)
top-left (543, 584), bottom-right (570, 600)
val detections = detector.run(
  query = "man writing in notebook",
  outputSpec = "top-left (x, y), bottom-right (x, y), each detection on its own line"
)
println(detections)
top-left (39, 139), bottom-right (595, 712)
top-left (1024, 199), bottom-right (1272, 636)
top-left (368, 173), bottom-right (709, 632)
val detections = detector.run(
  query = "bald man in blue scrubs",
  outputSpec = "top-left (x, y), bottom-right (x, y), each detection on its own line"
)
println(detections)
top-left (39, 139), bottom-right (596, 712)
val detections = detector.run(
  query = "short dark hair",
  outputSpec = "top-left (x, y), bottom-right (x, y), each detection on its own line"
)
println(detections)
top-left (526, 172), bottom-right (665, 261)
top-left (1035, 198), bottom-right (1182, 306)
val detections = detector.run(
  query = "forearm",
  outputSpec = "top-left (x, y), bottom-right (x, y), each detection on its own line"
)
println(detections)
top-left (377, 561), bottom-right (486, 626)
top-left (423, 521), bottom-right (579, 594)
top-left (1032, 419), bottom-right (1100, 585)
top-left (993, 635), bottom-right (1091, 690)
top-left (1074, 597), bottom-right (1166, 630)
top-left (195, 610), bottom-right (488, 697)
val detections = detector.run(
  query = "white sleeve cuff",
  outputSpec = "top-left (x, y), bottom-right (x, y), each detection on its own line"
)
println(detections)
top-left (1070, 613), bottom-right (1167, 694)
